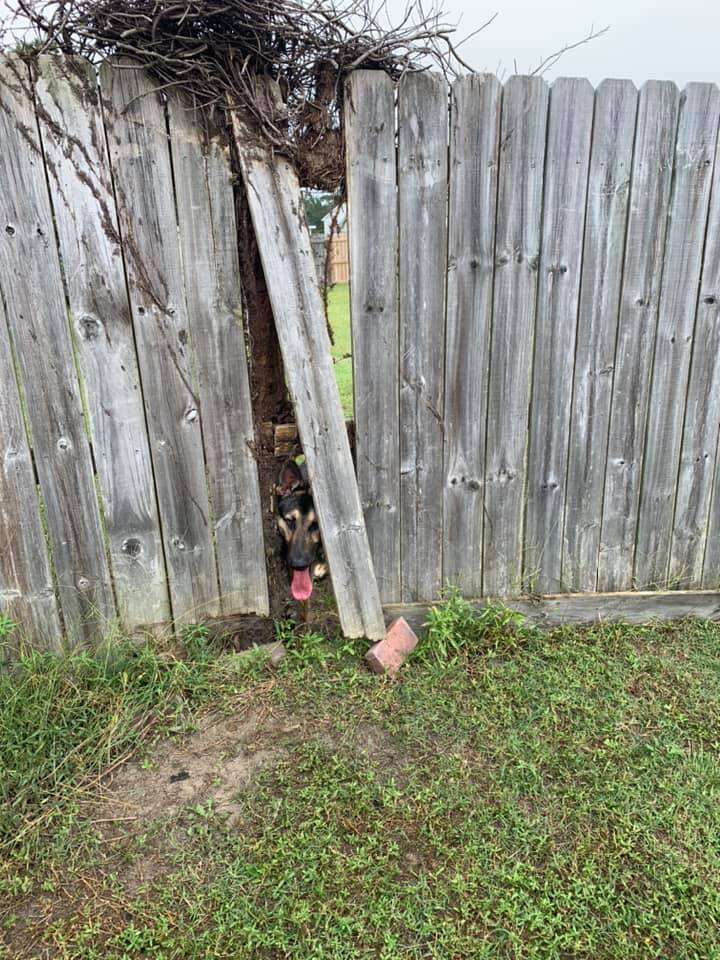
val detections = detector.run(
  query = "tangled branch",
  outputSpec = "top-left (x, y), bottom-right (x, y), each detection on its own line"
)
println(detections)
top-left (2, 0), bottom-right (487, 188)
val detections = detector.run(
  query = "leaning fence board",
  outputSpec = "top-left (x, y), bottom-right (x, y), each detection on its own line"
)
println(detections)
top-left (385, 590), bottom-right (720, 635)
top-left (483, 76), bottom-right (549, 597)
top-left (0, 297), bottom-right (62, 649)
top-left (345, 71), bottom-right (400, 603)
top-left (100, 60), bottom-right (221, 624)
top-left (525, 78), bottom-right (594, 594)
top-left (442, 74), bottom-right (501, 597)
top-left (398, 72), bottom-right (449, 603)
top-left (0, 57), bottom-right (116, 643)
top-left (635, 83), bottom-right (720, 588)
top-left (562, 80), bottom-right (638, 592)
top-left (167, 93), bottom-right (269, 617)
top-left (34, 56), bottom-right (170, 630)
top-left (598, 82), bottom-right (681, 592)
top-left (231, 85), bottom-right (385, 640)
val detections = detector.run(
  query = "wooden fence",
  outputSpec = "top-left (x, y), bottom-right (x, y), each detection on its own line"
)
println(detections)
top-left (0, 55), bottom-right (269, 648)
top-left (346, 71), bottom-right (720, 604)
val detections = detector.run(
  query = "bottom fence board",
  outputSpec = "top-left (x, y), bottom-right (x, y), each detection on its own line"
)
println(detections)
top-left (385, 590), bottom-right (720, 634)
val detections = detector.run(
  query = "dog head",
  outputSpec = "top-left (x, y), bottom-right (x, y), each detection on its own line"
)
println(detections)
top-left (275, 459), bottom-right (327, 601)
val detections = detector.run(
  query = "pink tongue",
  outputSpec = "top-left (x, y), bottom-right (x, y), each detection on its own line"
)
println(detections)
top-left (291, 568), bottom-right (313, 601)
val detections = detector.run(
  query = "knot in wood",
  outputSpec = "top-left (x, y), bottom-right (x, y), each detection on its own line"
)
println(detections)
top-left (121, 538), bottom-right (142, 558)
top-left (5, 223), bottom-right (16, 236)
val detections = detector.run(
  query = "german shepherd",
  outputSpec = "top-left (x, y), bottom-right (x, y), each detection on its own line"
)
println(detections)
top-left (275, 459), bottom-right (327, 601)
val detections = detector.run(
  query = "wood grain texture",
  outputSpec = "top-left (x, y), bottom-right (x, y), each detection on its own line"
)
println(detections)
top-left (483, 76), bottom-right (549, 597)
top-left (635, 83), bottom-right (720, 588)
top-left (385, 589), bottom-right (720, 635)
top-left (698, 154), bottom-right (720, 587)
top-left (562, 80), bottom-right (638, 592)
top-left (398, 71), bottom-right (448, 603)
top-left (345, 71), bottom-right (400, 603)
top-left (442, 74), bottom-right (501, 597)
top-left (0, 56), bottom-right (116, 643)
top-left (34, 56), bottom-right (170, 630)
top-left (231, 83), bottom-right (385, 640)
top-left (0, 294), bottom-right (62, 648)
top-left (100, 60), bottom-right (221, 624)
top-left (167, 93), bottom-right (269, 616)
top-left (598, 81), bottom-right (681, 592)
top-left (525, 78), bottom-right (595, 594)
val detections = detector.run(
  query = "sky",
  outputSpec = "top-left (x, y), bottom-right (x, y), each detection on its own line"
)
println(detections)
top-left (384, 0), bottom-right (718, 88)
top-left (1, 0), bottom-right (718, 89)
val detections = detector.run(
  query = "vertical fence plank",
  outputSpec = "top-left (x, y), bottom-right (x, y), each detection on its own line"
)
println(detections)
top-left (0, 298), bottom-right (62, 648)
top-left (525, 78), bottom-right (594, 594)
top-left (443, 75), bottom-right (501, 597)
top-left (345, 71), bottom-right (400, 603)
top-left (698, 155), bottom-right (720, 586)
top-left (167, 94), bottom-right (269, 616)
top-left (635, 84), bottom-right (720, 588)
top-left (483, 76), bottom-right (549, 597)
top-left (231, 81), bottom-right (385, 640)
top-left (562, 80), bottom-right (638, 592)
top-left (598, 82), bottom-right (680, 592)
top-left (100, 60), bottom-right (220, 624)
top-left (0, 57), bottom-right (116, 643)
top-left (398, 72), bottom-right (448, 603)
top-left (34, 56), bottom-right (170, 630)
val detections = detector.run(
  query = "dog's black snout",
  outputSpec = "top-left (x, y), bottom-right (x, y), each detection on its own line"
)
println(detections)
top-left (288, 548), bottom-right (314, 570)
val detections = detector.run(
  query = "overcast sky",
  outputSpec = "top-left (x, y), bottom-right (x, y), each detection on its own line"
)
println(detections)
top-left (1, 0), bottom-right (717, 88)
top-left (386, 0), bottom-right (717, 88)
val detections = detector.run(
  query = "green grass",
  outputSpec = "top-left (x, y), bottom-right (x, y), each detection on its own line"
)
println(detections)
top-left (327, 282), bottom-right (353, 417)
top-left (2, 605), bottom-right (720, 958)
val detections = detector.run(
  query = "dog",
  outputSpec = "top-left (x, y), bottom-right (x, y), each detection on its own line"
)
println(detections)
top-left (275, 459), bottom-right (328, 601)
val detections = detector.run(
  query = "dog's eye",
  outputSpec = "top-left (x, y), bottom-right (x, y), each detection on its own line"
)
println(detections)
top-left (309, 522), bottom-right (319, 533)
top-left (284, 517), bottom-right (295, 530)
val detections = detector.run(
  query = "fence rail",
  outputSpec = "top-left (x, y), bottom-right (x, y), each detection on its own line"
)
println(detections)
top-left (346, 71), bottom-right (720, 604)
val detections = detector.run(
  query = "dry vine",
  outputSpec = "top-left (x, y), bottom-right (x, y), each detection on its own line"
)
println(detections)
top-left (1, 0), bottom-right (493, 189)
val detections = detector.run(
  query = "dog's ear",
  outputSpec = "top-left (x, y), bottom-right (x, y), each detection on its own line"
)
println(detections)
top-left (277, 459), bottom-right (304, 495)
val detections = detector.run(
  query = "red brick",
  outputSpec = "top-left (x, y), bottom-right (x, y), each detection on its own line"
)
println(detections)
top-left (365, 617), bottom-right (418, 677)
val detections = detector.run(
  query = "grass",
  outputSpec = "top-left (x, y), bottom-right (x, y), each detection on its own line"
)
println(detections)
top-left (327, 282), bottom-right (353, 417)
top-left (2, 603), bottom-right (720, 958)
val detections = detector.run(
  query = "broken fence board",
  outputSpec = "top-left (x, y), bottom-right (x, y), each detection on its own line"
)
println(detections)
top-left (100, 60), bottom-right (221, 625)
top-left (34, 55), bottom-right (170, 630)
top-left (231, 87), bottom-right (385, 640)
top-left (598, 81), bottom-right (680, 592)
top-left (398, 71), bottom-right (449, 603)
top-left (562, 80), bottom-right (638, 592)
top-left (345, 71), bottom-right (400, 604)
top-left (0, 294), bottom-right (62, 649)
top-left (635, 83), bottom-right (720, 588)
top-left (167, 93), bottom-right (269, 617)
top-left (442, 74), bottom-right (501, 598)
top-left (385, 590), bottom-right (720, 635)
top-left (0, 56), bottom-right (116, 643)
top-left (525, 77), bottom-right (595, 594)
top-left (483, 76), bottom-right (549, 598)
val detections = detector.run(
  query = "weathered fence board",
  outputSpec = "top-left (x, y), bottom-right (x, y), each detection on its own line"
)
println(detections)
top-left (483, 75), bottom-right (549, 597)
top-left (598, 81), bottom-right (680, 592)
top-left (635, 83), bottom-right (720, 588)
top-left (697, 150), bottom-right (720, 588)
top-left (0, 56), bottom-right (116, 643)
top-left (562, 81), bottom-right (638, 593)
top-left (167, 94), bottom-right (269, 616)
top-left (345, 71), bottom-right (400, 604)
top-left (443, 74), bottom-right (501, 597)
top-left (100, 60), bottom-right (221, 624)
top-left (34, 56), bottom-right (170, 630)
top-left (525, 78), bottom-right (594, 594)
top-left (398, 72), bottom-right (449, 603)
top-left (231, 83), bottom-right (385, 640)
top-left (0, 296), bottom-right (62, 648)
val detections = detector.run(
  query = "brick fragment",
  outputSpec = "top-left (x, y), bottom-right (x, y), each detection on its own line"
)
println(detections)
top-left (365, 617), bottom-right (418, 677)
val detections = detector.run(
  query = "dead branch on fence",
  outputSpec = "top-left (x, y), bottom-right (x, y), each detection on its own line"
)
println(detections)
top-left (1, 0), bottom-right (487, 189)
